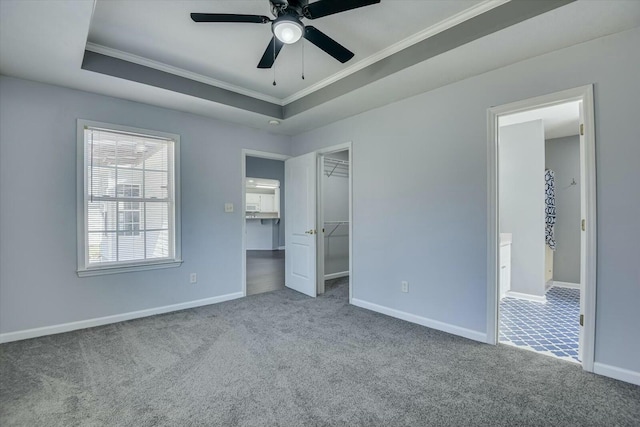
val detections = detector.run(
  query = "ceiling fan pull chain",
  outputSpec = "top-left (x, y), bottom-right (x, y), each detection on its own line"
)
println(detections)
top-left (301, 40), bottom-right (305, 80)
top-left (272, 37), bottom-right (277, 86)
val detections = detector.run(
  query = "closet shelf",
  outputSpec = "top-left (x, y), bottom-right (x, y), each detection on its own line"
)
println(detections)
top-left (324, 158), bottom-right (349, 178)
top-left (324, 221), bottom-right (349, 237)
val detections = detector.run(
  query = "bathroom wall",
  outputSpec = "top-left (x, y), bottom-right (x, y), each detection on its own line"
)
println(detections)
top-left (545, 135), bottom-right (581, 284)
top-left (499, 120), bottom-right (547, 299)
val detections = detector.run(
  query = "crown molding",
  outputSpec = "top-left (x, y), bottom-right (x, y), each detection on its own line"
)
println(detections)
top-left (85, 42), bottom-right (284, 105)
top-left (281, 0), bottom-right (510, 104)
top-left (85, 1), bottom-right (508, 109)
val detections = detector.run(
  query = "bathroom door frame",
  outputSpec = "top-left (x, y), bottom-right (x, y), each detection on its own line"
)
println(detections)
top-left (486, 85), bottom-right (597, 372)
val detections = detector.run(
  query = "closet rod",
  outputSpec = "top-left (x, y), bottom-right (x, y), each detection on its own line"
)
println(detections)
top-left (324, 158), bottom-right (349, 165)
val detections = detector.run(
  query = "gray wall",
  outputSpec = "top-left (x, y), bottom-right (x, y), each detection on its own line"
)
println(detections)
top-left (292, 28), bottom-right (640, 375)
top-left (546, 135), bottom-right (581, 283)
top-left (499, 120), bottom-right (546, 298)
top-left (245, 157), bottom-right (285, 248)
top-left (0, 76), bottom-right (291, 334)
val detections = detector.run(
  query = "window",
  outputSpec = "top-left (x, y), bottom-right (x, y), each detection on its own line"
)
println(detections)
top-left (77, 120), bottom-right (181, 276)
top-left (117, 184), bottom-right (141, 236)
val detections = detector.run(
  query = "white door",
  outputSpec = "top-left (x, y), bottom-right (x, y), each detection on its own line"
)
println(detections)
top-left (285, 152), bottom-right (317, 297)
top-left (578, 101), bottom-right (586, 362)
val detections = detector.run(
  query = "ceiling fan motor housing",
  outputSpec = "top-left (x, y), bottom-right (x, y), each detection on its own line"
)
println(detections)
top-left (272, 15), bottom-right (305, 44)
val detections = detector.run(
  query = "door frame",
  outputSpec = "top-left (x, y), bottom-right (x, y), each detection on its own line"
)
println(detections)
top-left (486, 85), bottom-right (597, 372)
top-left (315, 142), bottom-right (353, 304)
top-left (241, 149), bottom-right (290, 297)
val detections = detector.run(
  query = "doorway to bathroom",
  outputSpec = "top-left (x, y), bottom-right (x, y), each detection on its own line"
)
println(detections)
top-left (487, 86), bottom-right (597, 371)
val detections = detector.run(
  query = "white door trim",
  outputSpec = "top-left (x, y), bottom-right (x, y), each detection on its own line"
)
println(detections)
top-left (486, 85), bottom-right (597, 372)
top-left (241, 149), bottom-right (290, 297)
top-left (315, 142), bottom-right (353, 304)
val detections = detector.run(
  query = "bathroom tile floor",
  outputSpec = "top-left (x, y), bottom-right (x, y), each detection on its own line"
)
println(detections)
top-left (499, 286), bottom-right (580, 363)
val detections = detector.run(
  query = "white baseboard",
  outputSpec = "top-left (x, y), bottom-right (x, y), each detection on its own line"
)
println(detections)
top-left (278, 246), bottom-right (285, 250)
top-left (325, 271), bottom-right (349, 280)
top-left (351, 298), bottom-right (486, 343)
top-left (593, 362), bottom-right (640, 386)
top-left (504, 291), bottom-right (547, 303)
top-left (552, 281), bottom-right (580, 289)
top-left (0, 292), bottom-right (244, 344)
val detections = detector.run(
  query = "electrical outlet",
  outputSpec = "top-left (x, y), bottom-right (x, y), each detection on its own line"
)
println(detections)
top-left (224, 203), bottom-right (234, 213)
top-left (190, 273), bottom-right (197, 284)
top-left (401, 281), bottom-right (409, 293)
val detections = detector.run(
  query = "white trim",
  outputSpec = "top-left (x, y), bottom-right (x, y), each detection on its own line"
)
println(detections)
top-left (281, 0), bottom-right (508, 104)
top-left (241, 149), bottom-right (291, 297)
top-left (504, 291), bottom-right (547, 304)
top-left (76, 119), bottom-right (182, 276)
top-left (487, 85), bottom-right (597, 372)
top-left (593, 363), bottom-right (640, 386)
top-left (314, 142), bottom-right (353, 304)
top-left (85, 42), bottom-right (283, 106)
top-left (352, 298), bottom-right (486, 343)
top-left (278, 246), bottom-right (285, 250)
top-left (551, 281), bottom-right (580, 289)
top-left (324, 271), bottom-right (349, 281)
top-left (77, 260), bottom-right (182, 277)
top-left (0, 292), bottom-right (243, 344)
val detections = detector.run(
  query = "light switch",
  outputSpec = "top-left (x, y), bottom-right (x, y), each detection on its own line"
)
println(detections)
top-left (224, 203), bottom-right (234, 213)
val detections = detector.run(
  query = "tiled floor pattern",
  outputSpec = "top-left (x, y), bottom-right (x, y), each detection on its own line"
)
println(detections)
top-left (500, 286), bottom-right (580, 363)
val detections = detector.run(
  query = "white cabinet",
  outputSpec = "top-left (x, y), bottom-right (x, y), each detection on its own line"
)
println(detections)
top-left (259, 194), bottom-right (275, 213)
top-left (246, 193), bottom-right (278, 214)
top-left (246, 177), bottom-right (280, 218)
top-left (246, 193), bottom-right (261, 212)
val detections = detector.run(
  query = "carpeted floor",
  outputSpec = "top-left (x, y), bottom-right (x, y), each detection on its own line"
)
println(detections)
top-left (1, 279), bottom-right (639, 426)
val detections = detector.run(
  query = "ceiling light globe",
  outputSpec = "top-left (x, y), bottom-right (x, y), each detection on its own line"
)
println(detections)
top-left (273, 17), bottom-right (303, 44)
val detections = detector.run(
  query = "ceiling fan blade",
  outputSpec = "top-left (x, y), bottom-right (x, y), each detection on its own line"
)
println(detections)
top-left (304, 26), bottom-right (354, 63)
top-left (305, 0), bottom-right (380, 19)
top-left (258, 37), bottom-right (285, 69)
top-left (190, 13), bottom-right (271, 24)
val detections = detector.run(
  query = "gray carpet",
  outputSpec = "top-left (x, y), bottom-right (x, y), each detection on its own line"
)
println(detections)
top-left (1, 279), bottom-right (639, 426)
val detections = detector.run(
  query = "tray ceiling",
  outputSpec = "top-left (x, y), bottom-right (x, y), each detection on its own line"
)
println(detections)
top-left (87, 0), bottom-right (481, 102)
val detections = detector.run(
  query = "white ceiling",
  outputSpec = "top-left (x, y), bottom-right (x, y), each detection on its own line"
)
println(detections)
top-left (1, 1), bottom-right (639, 135)
top-left (87, 0), bottom-right (481, 102)
top-left (500, 101), bottom-right (581, 139)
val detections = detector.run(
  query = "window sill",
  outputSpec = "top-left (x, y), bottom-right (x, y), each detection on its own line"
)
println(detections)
top-left (77, 260), bottom-right (183, 277)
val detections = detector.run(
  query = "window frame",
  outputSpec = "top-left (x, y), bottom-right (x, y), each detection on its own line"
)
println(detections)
top-left (76, 119), bottom-right (182, 277)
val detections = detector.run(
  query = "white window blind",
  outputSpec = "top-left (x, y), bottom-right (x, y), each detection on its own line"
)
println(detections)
top-left (78, 121), bottom-right (181, 275)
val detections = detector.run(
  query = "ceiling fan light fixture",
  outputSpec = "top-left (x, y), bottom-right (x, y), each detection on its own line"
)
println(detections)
top-left (273, 16), bottom-right (303, 44)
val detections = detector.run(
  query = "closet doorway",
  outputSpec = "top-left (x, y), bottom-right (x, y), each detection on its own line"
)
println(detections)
top-left (241, 150), bottom-right (289, 297)
top-left (487, 86), bottom-right (597, 372)
top-left (317, 148), bottom-right (351, 300)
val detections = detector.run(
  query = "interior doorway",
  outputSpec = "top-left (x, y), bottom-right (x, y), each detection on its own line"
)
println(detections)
top-left (317, 149), bottom-right (350, 300)
top-left (241, 150), bottom-right (289, 297)
top-left (279, 142), bottom-right (353, 301)
top-left (487, 86), bottom-right (597, 371)
top-left (242, 144), bottom-right (352, 302)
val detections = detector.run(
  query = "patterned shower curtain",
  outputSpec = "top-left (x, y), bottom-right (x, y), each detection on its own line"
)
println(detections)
top-left (545, 169), bottom-right (556, 250)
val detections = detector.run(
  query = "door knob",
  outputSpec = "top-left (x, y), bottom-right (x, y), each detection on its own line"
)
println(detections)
top-left (305, 229), bottom-right (316, 235)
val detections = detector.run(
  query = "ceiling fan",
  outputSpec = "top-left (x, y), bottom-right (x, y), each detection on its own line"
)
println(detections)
top-left (190, 0), bottom-right (381, 69)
